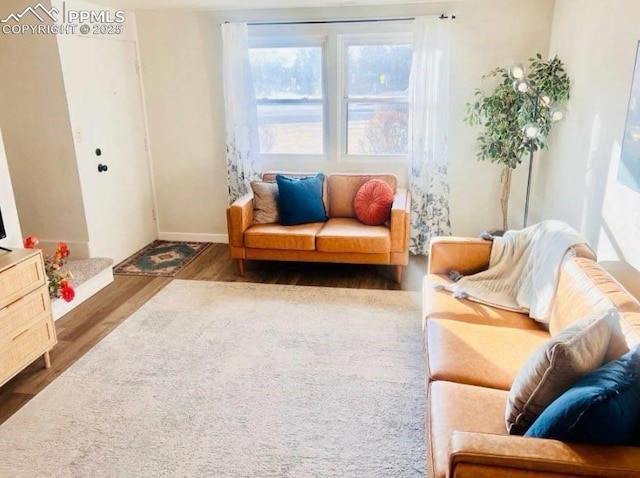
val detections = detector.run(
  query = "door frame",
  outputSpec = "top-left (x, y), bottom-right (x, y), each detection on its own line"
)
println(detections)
top-left (57, 32), bottom-right (159, 260)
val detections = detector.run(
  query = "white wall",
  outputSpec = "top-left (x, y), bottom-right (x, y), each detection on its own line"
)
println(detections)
top-left (136, 11), bottom-right (228, 242)
top-left (0, 128), bottom-right (23, 248)
top-left (136, 0), bottom-right (555, 240)
top-left (541, 0), bottom-right (640, 269)
top-left (0, 0), bottom-right (89, 252)
top-left (448, 0), bottom-right (554, 233)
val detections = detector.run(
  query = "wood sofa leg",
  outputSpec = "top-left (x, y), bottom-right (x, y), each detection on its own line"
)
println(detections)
top-left (394, 265), bottom-right (403, 284)
top-left (237, 259), bottom-right (245, 276)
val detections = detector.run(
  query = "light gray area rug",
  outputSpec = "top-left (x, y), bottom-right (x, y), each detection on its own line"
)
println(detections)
top-left (0, 281), bottom-right (425, 477)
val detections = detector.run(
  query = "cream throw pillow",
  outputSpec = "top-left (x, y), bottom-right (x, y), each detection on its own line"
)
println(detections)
top-left (505, 308), bottom-right (617, 435)
top-left (251, 181), bottom-right (280, 224)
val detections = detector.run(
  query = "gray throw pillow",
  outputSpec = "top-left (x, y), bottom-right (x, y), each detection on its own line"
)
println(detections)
top-left (251, 181), bottom-right (280, 224)
top-left (505, 308), bottom-right (617, 435)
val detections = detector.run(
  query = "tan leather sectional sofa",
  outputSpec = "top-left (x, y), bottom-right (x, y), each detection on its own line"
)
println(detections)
top-left (226, 172), bottom-right (411, 282)
top-left (423, 237), bottom-right (640, 478)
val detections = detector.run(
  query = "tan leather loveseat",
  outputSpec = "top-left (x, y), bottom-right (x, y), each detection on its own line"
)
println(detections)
top-left (423, 237), bottom-right (640, 478)
top-left (226, 172), bottom-right (411, 282)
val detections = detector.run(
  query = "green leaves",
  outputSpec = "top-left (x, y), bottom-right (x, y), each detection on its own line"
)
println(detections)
top-left (462, 54), bottom-right (571, 169)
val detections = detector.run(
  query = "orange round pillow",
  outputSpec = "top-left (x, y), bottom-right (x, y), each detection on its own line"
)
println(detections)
top-left (353, 179), bottom-right (395, 226)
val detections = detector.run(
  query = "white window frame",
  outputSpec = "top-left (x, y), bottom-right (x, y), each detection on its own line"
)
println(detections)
top-left (248, 34), bottom-right (328, 162)
top-left (248, 21), bottom-right (413, 165)
top-left (338, 32), bottom-right (413, 162)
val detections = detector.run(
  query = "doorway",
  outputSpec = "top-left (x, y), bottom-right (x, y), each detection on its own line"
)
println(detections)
top-left (59, 35), bottom-right (157, 264)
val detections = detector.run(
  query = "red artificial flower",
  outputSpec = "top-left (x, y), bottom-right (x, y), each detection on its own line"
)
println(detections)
top-left (22, 235), bottom-right (74, 301)
top-left (24, 236), bottom-right (40, 249)
top-left (57, 242), bottom-right (70, 259)
top-left (60, 281), bottom-right (75, 302)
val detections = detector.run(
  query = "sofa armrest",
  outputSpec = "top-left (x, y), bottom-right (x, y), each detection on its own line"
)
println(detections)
top-left (390, 188), bottom-right (411, 253)
top-left (226, 192), bottom-right (254, 247)
top-left (427, 237), bottom-right (492, 275)
top-left (450, 431), bottom-right (640, 478)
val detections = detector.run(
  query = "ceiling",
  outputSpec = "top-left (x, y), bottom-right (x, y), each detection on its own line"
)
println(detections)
top-left (91, 0), bottom-right (459, 11)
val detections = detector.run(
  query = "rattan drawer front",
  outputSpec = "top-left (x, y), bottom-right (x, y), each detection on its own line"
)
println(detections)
top-left (0, 286), bottom-right (50, 343)
top-left (0, 253), bottom-right (46, 310)
top-left (0, 318), bottom-right (55, 385)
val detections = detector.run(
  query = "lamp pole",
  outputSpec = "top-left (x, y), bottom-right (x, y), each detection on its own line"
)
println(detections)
top-left (523, 91), bottom-right (540, 228)
top-left (508, 60), bottom-right (568, 230)
top-left (523, 146), bottom-right (534, 228)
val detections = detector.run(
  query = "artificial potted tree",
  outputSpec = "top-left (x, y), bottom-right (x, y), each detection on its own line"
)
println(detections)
top-left (464, 54), bottom-right (570, 231)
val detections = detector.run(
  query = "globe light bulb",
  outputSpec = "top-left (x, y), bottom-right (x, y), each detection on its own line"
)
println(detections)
top-left (550, 106), bottom-right (566, 122)
top-left (513, 80), bottom-right (529, 93)
top-left (524, 123), bottom-right (540, 139)
top-left (509, 64), bottom-right (525, 80)
top-left (540, 95), bottom-right (551, 107)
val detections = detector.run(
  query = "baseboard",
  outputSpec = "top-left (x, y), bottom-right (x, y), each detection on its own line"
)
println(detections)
top-left (158, 232), bottom-right (228, 243)
top-left (51, 267), bottom-right (114, 321)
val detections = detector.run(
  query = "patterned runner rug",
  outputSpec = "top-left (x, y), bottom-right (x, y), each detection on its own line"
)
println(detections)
top-left (113, 240), bottom-right (210, 277)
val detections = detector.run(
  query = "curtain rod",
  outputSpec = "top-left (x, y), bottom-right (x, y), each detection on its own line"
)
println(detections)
top-left (245, 14), bottom-right (455, 26)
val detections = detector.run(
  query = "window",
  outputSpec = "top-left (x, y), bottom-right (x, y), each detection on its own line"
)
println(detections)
top-left (343, 39), bottom-right (412, 156)
top-left (249, 45), bottom-right (325, 156)
top-left (248, 22), bottom-right (412, 162)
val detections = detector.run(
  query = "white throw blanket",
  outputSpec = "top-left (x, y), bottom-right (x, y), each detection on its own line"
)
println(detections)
top-left (448, 220), bottom-right (591, 323)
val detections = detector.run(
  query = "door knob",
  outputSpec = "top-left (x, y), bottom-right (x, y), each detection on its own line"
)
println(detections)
top-left (97, 164), bottom-right (108, 173)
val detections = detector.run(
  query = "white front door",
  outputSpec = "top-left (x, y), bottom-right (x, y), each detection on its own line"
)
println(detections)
top-left (60, 36), bottom-right (156, 263)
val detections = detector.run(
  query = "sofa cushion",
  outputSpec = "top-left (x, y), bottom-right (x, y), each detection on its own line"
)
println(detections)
top-left (525, 346), bottom-right (640, 445)
top-left (250, 181), bottom-right (280, 224)
top-left (316, 218), bottom-right (390, 253)
top-left (550, 257), bottom-right (640, 362)
top-left (505, 309), bottom-right (615, 436)
top-left (428, 380), bottom-right (509, 478)
top-left (426, 318), bottom-right (548, 390)
top-left (423, 275), bottom-right (543, 330)
top-left (353, 179), bottom-right (394, 226)
top-left (276, 173), bottom-right (328, 226)
top-left (244, 223), bottom-right (324, 251)
top-left (601, 260), bottom-right (640, 301)
top-left (327, 174), bottom-right (397, 218)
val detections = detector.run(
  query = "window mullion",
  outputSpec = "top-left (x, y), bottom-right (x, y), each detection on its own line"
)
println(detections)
top-left (344, 97), bottom-right (409, 104)
top-left (327, 29), bottom-right (341, 163)
top-left (322, 34), bottom-right (331, 161)
top-left (337, 32), bottom-right (349, 161)
top-left (257, 99), bottom-right (324, 105)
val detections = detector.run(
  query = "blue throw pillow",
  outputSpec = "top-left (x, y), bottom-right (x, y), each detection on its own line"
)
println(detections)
top-left (275, 174), bottom-right (328, 226)
top-left (525, 345), bottom-right (640, 445)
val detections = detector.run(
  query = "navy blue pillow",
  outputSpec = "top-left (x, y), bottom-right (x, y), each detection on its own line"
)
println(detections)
top-left (275, 174), bottom-right (328, 226)
top-left (525, 345), bottom-right (640, 445)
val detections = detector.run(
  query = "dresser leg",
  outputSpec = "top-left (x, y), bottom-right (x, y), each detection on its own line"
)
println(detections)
top-left (43, 351), bottom-right (51, 369)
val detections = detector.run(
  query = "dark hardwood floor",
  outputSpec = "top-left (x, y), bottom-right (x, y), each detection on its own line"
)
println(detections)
top-left (0, 243), bottom-right (427, 424)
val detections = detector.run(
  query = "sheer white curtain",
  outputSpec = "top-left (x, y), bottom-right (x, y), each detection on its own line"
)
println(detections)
top-left (407, 17), bottom-right (452, 255)
top-left (221, 22), bottom-right (261, 204)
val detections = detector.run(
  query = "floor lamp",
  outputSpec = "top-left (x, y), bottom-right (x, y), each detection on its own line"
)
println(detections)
top-left (509, 64), bottom-right (566, 228)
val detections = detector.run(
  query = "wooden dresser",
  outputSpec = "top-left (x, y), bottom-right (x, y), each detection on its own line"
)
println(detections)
top-left (0, 249), bottom-right (57, 387)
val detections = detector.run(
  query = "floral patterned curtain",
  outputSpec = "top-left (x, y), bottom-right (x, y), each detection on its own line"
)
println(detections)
top-left (221, 22), bottom-right (261, 204)
top-left (407, 18), bottom-right (452, 255)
